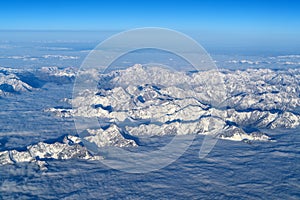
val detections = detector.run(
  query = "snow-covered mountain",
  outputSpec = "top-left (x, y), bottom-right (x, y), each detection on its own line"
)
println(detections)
top-left (0, 125), bottom-right (136, 170)
top-left (2, 64), bottom-right (300, 168)
top-left (68, 64), bottom-right (300, 141)
top-left (0, 66), bottom-right (76, 96)
top-left (36, 66), bottom-right (76, 83)
top-left (0, 67), bottom-right (34, 95)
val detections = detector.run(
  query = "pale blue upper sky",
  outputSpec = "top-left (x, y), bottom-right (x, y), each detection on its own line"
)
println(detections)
top-left (0, 0), bottom-right (299, 49)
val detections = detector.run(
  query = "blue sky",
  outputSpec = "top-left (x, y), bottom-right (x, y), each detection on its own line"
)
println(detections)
top-left (0, 0), bottom-right (299, 50)
top-left (0, 0), bottom-right (299, 31)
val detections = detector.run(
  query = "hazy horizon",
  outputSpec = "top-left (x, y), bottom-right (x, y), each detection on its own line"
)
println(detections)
top-left (1, 0), bottom-right (300, 55)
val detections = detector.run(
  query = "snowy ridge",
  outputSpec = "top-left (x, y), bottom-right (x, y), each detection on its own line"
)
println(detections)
top-left (0, 135), bottom-right (93, 170)
top-left (0, 66), bottom-right (76, 96)
top-left (39, 66), bottom-right (76, 78)
top-left (68, 64), bottom-right (300, 142)
top-left (3, 64), bottom-right (300, 168)
top-left (0, 67), bottom-right (33, 95)
top-left (222, 68), bottom-right (300, 111)
top-left (0, 125), bottom-right (137, 170)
